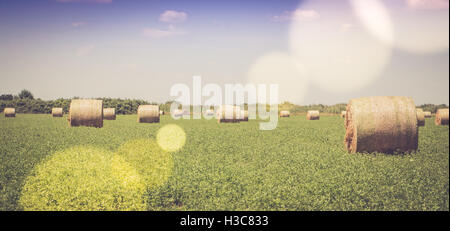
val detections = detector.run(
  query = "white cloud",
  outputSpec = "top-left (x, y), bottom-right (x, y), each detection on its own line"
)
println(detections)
top-left (72, 22), bottom-right (86, 27)
top-left (406, 0), bottom-right (449, 10)
top-left (159, 10), bottom-right (188, 23)
top-left (141, 25), bottom-right (186, 38)
top-left (272, 9), bottom-right (320, 22)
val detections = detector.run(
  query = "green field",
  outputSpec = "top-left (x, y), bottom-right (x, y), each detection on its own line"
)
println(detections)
top-left (0, 114), bottom-right (448, 211)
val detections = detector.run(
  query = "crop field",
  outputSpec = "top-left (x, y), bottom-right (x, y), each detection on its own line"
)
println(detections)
top-left (0, 114), bottom-right (448, 211)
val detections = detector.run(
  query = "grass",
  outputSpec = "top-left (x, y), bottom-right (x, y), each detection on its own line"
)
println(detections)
top-left (0, 114), bottom-right (448, 211)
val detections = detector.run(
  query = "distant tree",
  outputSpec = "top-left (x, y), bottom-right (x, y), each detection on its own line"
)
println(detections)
top-left (0, 94), bottom-right (13, 100)
top-left (18, 89), bottom-right (34, 99)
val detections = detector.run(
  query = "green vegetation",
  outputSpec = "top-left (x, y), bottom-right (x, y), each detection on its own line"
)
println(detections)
top-left (18, 89), bottom-right (34, 100)
top-left (19, 146), bottom-right (147, 211)
top-left (2, 91), bottom-right (447, 116)
top-left (0, 114), bottom-right (448, 211)
top-left (0, 97), bottom-right (155, 115)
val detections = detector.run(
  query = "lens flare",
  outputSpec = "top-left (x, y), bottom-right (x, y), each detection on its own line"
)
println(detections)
top-left (157, 124), bottom-right (186, 152)
top-left (350, 0), bottom-right (394, 45)
top-left (246, 52), bottom-right (309, 104)
top-left (352, 0), bottom-right (449, 54)
top-left (116, 139), bottom-right (174, 189)
top-left (289, 0), bottom-right (392, 93)
top-left (20, 146), bottom-right (147, 211)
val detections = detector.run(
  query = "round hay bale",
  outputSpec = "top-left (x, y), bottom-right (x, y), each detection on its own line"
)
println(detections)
top-left (423, 111), bottom-right (432, 118)
top-left (51, 108), bottom-right (63, 117)
top-left (344, 96), bottom-right (418, 154)
top-left (4, 108), bottom-right (15, 117)
top-left (416, 108), bottom-right (425, 127)
top-left (204, 109), bottom-right (215, 117)
top-left (306, 110), bottom-right (320, 120)
top-left (68, 99), bottom-right (103, 128)
top-left (240, 110), bottom-right (249, 121)
top-left (280, 110), bottom-right (290, 117)
top-left (172, 109), bottom-right (183, 118)
top-left (217, 105), bottom-right (240, 123)
top-left (341, 111), bottom-right (346, 118)
top-left (137, 105), bottom-right (160, 123)
top-left (435, 108), bottom-right (449, 126)
top-left (159, 110), bottom-right (164, 115)
top-left (103, 108), bottom-right (116, 120)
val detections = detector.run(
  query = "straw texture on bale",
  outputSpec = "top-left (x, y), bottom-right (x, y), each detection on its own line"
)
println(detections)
top-left (306, 110), bottom-right (320, 120)
top-left (435, 108), bottom-right (449, 126)
top-left (280, 110), bottom-right (290, 117)
top-left (416, 108), bottom-right (425, 127)
top-left (341, 111), bottom-right (346, 118)
top-left (240, 110), bottom-right (249, 121)
top-left (4, 108), bottom-right (15, 117)
top-left (137, 105), bottom-right (160, 123)
top-left (51, 108), bottom-right (63, 117)
top-left (68, 100), bottom-right (103, 128)
top-left (344, 96), bottom-right (418, 154)
top-left (423, 111), bottom-right (432, 118)
top-left (217, 105), bottom-right (241, 123)
top-left (103, 108), bottom-right (116, 120)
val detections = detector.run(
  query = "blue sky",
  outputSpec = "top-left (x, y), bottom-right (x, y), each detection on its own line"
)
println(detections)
top-left (0, 0), bottom-right (448, 105)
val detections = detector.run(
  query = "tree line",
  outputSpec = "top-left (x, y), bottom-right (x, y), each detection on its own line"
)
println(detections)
top-left (0, 90), bottom-right (159, 115)
top-left (1, 90), bottom-right (448, 115)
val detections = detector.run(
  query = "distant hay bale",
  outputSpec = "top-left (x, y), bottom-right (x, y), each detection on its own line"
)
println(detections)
top-left (204, 109), bottom-right (215, 117)
top-left (172, 109), bottom-right (183, 118)
top-left (159, 110), bottom-right (164, 115)
top-left (341, 111), bottom-right (346, 118)
top-left (344, 96), bottom-right (418, 154)
top-left (416, 108), bottom-right (425, 127)
top-left (280, 111), bottom-right (290, 117)
top-left (217, 105), bottom-right (241, 123)
top-left (4, 108), bottom-right (15, 117)
top-left (137, 105), bottom-right (160, 123)
top-left (240, 110), bottom-right (248, 121)
top-left (306, 110), bottom-right (320, 120)
top-left (51, 108), bottom-right (63, 117)
top-left (435, 108), bottom-right (449, 126)
top-left (103, 108), bottom-right (116, 120)
top-left (68, 100), bottom-right (103, 128)
top-left (423, 111), bottom-right (432, 118)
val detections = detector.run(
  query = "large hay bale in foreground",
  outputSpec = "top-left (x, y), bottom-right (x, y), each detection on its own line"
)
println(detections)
top-left (416, 108), bottom-right (425, 127)
top-left (68, 100), bottom-right (103, 128)
top-left (4, 108), bottom-right (15, 117)
top-left (137, 105), bottom-right (160, 123)
top-left (423, 111), bottom-right (432, 118)
top-left (306, 110), bottom-right (320, 120)
top-left (52, 108), bottom-right (63, 117)
top-left (280, 110), bottom-right (290, 117)
top-left (435, 108), bottom-right (449, 126)
top-left (103, 108), bottom-right (116, 120)
top-left (344, 96), bottom-right (418, 154)
top-left (341, 111), bottom-right (346, 118)
top-left (217, 105), bottom-right (240, 123)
